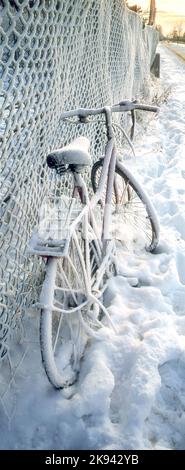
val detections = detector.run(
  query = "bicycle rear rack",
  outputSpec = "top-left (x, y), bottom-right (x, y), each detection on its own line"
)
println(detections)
top-left (27, 196), bottom-right (82, 257)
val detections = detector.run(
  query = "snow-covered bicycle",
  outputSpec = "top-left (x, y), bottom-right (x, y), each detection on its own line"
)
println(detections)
top-left (29, 100), bottom-right (159, 389)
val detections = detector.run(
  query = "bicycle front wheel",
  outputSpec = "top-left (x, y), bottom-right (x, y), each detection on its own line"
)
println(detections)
top-left (91, 159), bottom-right (159, 252)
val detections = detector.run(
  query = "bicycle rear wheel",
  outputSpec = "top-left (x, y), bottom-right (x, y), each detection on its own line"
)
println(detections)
top-left (39, 224), bottom-right (105, 389)
top-left (91, 159), bottom-right (159, 252)
top-left (40, 236), bottom-right (90, 389)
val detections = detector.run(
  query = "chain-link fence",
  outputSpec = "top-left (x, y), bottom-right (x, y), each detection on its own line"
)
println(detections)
top-left (0, 0), bottom-right (158, 366)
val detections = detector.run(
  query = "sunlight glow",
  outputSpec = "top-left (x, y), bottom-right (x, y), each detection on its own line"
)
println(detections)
top-left (127, 1), bottom-right (185, 15)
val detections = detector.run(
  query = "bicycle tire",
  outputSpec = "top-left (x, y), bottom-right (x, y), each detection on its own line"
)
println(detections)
top-left (40, 235), bottom-right (90, 389)
top-left (91, 159), bottom-right (159, 252)
top-left (40, 224), bottom-right (106, 389)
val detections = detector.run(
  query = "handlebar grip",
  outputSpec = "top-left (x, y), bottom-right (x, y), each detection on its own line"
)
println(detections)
top-left (134, 103), bottom-right (159, 112)
top-left (117, 100), bottom-right (159, 113)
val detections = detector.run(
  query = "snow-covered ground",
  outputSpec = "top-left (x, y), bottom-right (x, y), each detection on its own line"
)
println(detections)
top-left (1, 44), bottom-right (185, 450)
top-left (165, 41), bottom-right (185, 61)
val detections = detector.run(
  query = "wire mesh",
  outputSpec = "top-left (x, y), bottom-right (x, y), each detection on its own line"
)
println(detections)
top-left (0, 0), bottom-right (158, 362)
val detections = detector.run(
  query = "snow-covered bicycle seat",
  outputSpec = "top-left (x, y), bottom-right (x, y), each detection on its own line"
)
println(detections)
top-left (47, 136), bottom-right (91, 172)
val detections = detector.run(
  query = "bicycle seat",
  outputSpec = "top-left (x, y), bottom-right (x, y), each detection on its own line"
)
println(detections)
top-left (47, 137), bottom-right (91, 172)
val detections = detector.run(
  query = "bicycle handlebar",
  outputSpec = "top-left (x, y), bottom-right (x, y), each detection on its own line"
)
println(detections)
top-left (60, 100), bottom-right (159, 121)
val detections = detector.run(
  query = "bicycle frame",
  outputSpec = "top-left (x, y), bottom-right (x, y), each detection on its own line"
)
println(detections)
top-left (63, 142), bottom-right (117, 298)
top-left (69, 107), bottom-right (116, 244)
top-left (30, 100), bottom-right (158, 304)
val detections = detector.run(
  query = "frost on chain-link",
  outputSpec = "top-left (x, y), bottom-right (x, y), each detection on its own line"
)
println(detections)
top-left (0, 1), bottom-right (158, 361)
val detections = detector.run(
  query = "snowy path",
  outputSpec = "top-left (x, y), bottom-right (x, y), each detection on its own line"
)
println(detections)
top-left (166, 42), bottom-right (185, 61)
top-left (1, 45), bottom-right (185, 450)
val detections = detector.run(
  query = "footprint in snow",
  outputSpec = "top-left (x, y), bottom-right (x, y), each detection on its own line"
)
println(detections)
top-left (147, 357), bottom-right (185, 450)
top-left (158, 357), bottom-right (185, 449)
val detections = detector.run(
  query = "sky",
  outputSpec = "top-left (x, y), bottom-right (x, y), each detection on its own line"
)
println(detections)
top-left (127, 1), bottom-right (185, 15)
top-left (127, 1), bottom-right (185, 35)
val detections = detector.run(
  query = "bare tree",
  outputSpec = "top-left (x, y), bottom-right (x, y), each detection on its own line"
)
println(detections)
top-left (125, 2), bottom-right (142, 14)
top-left (176, 22), bottom-right (184, 41)
top-left (170, 22), bottom-right (184, 42)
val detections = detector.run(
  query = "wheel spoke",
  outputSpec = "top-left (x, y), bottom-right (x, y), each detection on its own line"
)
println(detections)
top-left (53, 313), bottom-right (64, 353)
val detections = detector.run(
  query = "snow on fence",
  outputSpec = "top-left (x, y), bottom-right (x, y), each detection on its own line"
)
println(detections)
top-left (0, 1), bottom-right (158, 364)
